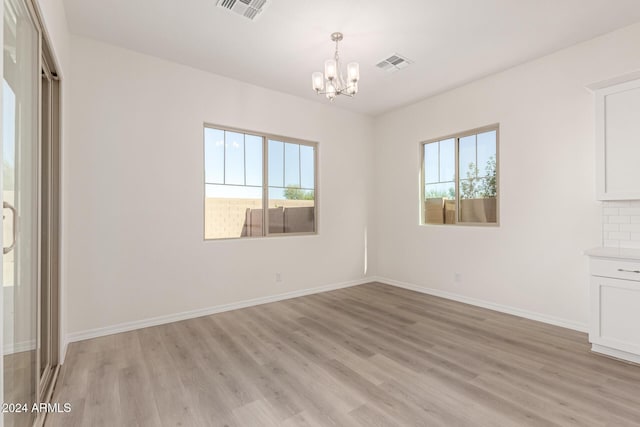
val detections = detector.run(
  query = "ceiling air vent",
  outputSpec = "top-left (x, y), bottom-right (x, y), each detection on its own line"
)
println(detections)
top-left (217, 0), bottom-right (269, 21)
top-left (376, 54), bottom-right (412, 72)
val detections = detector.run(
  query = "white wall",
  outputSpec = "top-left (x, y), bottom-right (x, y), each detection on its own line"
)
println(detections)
top-left (373, 23), bottom-right (640, 329)
top-left (66, 36), bottom-right (374, 335)
top-left (36, 0), bottom-right (71, 70)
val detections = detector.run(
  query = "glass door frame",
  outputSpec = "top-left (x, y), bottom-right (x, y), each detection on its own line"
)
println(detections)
top-left (3, 0), bottom-right (42, 424)
top-left (2, 0), bottom-right (61, 424)
top-left (36, 51), bottom-right (60, 409)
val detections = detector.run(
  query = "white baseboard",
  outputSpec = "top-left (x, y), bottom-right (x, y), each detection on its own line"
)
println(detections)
top-left (66, 278), bottom-right (370, 344)
top-left (592, 344), bottom-right (640, 365)
top-left (60, 339), bottom-right (68, 365)
top-left (372, 276), bottom-right (589, 333)
top-left (64, 275), bottom-right (590, 357)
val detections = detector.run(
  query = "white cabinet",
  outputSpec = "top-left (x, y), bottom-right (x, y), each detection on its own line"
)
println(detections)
top-left (587, 253), bottom-right (640, 363)
top-left (591, 76), bottom-right (640, 200)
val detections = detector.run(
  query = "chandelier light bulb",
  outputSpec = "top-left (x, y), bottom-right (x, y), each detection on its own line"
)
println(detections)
top-left (347, 62), bottom-right (360, 83)
top-left (312, 72), bottom-right (324, 92)
top-left (324, 59), bottom-right (337, 80)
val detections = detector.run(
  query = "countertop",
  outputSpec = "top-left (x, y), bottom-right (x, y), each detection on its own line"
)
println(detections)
top-left (585, 247), bottom-right (640, 261)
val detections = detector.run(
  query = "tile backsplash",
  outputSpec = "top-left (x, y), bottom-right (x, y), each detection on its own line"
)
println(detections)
top-left (602, 200), bottom-right (640, 249)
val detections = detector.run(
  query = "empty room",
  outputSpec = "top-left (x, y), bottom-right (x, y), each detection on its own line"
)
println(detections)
top-left (3, 0), bottom-right (640, 426)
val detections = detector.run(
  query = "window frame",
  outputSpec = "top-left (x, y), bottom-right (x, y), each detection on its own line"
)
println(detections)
top-left (419, 124), bottom-right (500, 227)
top-left (203, 123), bottom-right (319, 240)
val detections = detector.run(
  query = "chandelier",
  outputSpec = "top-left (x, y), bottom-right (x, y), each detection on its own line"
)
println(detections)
top-left (312, 32), bottom-right (360, 101)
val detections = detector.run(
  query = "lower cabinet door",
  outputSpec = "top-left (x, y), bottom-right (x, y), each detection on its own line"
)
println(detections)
top-left (590, 276), bottom-right (640, 356)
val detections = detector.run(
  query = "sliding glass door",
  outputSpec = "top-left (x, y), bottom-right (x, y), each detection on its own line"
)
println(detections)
top-left (3, 0), bottom-right (40, 425)
top-left (3, 0), bottom-right (60, 425)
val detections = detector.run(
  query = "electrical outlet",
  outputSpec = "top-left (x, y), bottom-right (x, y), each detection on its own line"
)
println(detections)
top-left (275, 272), bottom-right (282, 282)
top-left (454, 272), bottom-right (462, 283)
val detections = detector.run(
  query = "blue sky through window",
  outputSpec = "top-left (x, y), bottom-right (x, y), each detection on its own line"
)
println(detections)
top-left (477, 130), bottom-right (497, 176)
top-left (204, 128), bottom-right (224, 184)
top-left (205, 129), bottom-right (315, 199)
top-left (245, 135), bottom-right (262, 186)
top-left (284, 143), bottom-right (300, 187)
top-left (423, 138), bottom-right (455, 199)
top-left (225, 131), bottom-right (244, 185)
top-left (459, 135), bottom-right (476, 177)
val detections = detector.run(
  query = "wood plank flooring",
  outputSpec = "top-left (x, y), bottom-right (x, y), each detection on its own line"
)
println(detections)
top-left (45, 283), bottom-right (640, 426)
top-left (4, 350), bottom-right (36, 427)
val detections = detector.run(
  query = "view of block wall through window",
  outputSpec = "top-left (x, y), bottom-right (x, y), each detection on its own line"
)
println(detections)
top-left (204, 126), bottom-right (316, 239)
top-left (602, 200), bottom-right (640, 249)
top-left (421, 125), bottom-right (499, 225)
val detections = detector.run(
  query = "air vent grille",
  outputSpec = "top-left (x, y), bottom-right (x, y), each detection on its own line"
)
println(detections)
top-left (376, 53), bottom-right (412, 72)
top-left (217, 0), bottom-right (269, 21)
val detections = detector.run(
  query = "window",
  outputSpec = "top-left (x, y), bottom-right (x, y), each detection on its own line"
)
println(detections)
top-left (204, 125), bottom-right (317, 239)
top-left (421, 124), bottom-right (499, 225)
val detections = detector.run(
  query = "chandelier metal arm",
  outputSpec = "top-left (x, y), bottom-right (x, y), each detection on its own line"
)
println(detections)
top-left (313, 88), bottom-right (356, 97)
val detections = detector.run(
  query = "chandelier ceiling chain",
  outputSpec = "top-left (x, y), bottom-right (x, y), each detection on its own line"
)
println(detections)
top-left (312, 32), bottom-right (360, 101)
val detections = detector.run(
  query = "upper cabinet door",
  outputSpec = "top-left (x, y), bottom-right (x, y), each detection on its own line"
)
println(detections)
top-left (595, 78), bottom-right (640, 200)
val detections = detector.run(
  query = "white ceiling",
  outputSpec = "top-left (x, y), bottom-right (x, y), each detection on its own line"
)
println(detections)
top-left (62, 0), bottom-right (640, 116)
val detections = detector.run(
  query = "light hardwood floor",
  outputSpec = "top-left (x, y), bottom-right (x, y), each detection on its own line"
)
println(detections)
top-left (4, 350), bottom-right (36, 427)
top-left (46, 283), bottom-right (640, 426)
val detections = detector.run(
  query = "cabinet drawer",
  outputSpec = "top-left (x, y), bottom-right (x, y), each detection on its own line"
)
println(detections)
top-left (590, 258), bottom-right (640, 281)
